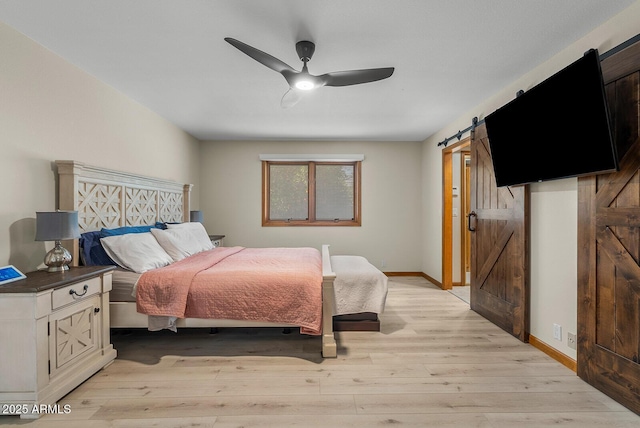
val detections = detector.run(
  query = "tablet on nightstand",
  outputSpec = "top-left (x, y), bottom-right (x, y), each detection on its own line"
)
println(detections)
top-left (0, 265), bottom-right (26, 286)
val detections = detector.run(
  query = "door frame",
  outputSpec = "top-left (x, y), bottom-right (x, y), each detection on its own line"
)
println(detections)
top-left (442, 137), bottom-right (471, 290)
top-left (461, 150), bottom-right (471, 285)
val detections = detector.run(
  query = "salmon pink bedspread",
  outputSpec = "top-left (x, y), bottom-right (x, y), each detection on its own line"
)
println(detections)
top-left (136, 247), bottom-right (323, 335)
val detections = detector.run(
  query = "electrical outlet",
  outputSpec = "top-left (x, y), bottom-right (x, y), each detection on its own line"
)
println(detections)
top-left (381, 259), bottom-right (386, 268)
top-left (568, 332), bottom-right (577, 350)
top-left (553, 323), bottom-right (562, 341)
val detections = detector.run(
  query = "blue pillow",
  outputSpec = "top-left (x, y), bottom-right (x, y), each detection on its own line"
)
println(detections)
top-left (100, 225), bottom-right (157, 237)
top-left (79, 231), bottom-right (116, 266)
top-left (155, 221), bottom-right (182, 229)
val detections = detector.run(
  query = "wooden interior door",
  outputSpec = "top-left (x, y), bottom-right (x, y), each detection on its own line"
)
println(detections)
top-left (577, 38), bottom-right (640, 414)
top-left (469, 124), bottom-right (530, 341)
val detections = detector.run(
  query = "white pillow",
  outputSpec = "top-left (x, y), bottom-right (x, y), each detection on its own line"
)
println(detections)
top-left (100, 232), bottom-right (174, 273)
top-left (166, 222), bottom-right (214, 253)
top-left (150, 227), bottom-right (202, 262)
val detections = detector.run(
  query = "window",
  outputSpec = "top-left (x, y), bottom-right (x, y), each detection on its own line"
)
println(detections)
top-left (262, 160), bottom-right (361, 226)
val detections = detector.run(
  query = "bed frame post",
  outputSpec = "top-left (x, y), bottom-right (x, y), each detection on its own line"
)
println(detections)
top-left (56, 160), bottom-right (81, 266)
top-left (182, 184), bottom-right (192, 223)
top-left (321, 244), bottom-right (337, 357)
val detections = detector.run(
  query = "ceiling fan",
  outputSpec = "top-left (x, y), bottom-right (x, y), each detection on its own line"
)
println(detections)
top-left (224, 37), bottom-right (395, 108)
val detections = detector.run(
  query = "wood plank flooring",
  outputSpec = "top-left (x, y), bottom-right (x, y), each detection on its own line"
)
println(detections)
top-left (3, 276), bottom-right (639, 427)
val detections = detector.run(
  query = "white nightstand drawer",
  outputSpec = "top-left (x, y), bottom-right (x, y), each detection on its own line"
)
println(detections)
top-left (51, 276), bottom-right (101, 310)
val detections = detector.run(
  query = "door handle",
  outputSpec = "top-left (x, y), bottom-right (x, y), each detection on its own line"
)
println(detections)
top-left (467, 211), bottom-right (477, 232)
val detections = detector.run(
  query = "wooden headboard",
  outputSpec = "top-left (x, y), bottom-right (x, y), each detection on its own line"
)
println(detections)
top-left (55, 160), bottom-right (192, 264)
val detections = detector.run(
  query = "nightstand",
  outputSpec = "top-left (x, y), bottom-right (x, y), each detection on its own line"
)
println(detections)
top-left (209, 234), bottom-right (225, 248)
top-left (0, 266), bottom-right (117, 419)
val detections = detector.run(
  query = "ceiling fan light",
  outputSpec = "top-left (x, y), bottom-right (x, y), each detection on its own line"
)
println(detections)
top-left (295, 80), bottom-right (315, 90)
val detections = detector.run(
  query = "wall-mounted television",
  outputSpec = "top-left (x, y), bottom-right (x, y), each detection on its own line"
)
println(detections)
top-left (484, 49), bottom-right (618, 187)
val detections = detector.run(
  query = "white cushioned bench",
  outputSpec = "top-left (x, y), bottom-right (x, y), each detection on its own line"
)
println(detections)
top-left (330, 255), bottom-right (388, 331)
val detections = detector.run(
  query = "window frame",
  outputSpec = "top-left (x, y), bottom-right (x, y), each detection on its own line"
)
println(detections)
top-left (262, 160), bottom-right (361, 227)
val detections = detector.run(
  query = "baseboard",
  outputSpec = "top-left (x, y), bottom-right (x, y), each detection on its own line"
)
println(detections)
top-left (529, 335), bottom-right (577, 372)
top-left (383, 271), bottom-right (423, 276)
top-left (383, 271), bottom-right (443, 288)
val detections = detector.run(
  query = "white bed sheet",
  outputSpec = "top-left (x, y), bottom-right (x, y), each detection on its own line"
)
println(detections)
top-left (111, 268), bottom-right (141, 302)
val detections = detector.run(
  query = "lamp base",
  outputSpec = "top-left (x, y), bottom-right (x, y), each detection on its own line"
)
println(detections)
top-left (44, 241), bottom-right (72, 273)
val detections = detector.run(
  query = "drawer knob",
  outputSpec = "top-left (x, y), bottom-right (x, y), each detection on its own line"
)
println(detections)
top-left (69, 284), bottom-right (89, 297)
top-left (94, 307), bottom-right (100, 314)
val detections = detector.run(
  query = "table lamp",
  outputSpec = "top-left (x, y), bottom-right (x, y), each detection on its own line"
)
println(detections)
top-left (190, 210), bottom-right (204, 223)
top-left (35, 211), bottom-right (80, 272)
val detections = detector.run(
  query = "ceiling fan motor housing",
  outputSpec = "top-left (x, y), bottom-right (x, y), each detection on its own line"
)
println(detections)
top-left (296, 41), bottom-right (315, 61)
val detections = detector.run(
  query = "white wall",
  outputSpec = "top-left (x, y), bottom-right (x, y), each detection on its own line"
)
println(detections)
top-left (421, 1), bottom-right (640, 358)
top-left (530, 179), bottom-right (578, 359)
top-left (0, 21), bottom-right (201, 273)
top-left (199, 140), bottom-right (422, 272)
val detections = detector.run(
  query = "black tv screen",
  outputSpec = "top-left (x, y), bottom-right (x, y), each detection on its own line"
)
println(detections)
top-left (484, 49), bottom-right (617, 187)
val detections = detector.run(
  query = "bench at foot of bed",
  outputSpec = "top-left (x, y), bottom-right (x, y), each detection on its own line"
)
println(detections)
top-left (330, 255), bottom-right (388, 332)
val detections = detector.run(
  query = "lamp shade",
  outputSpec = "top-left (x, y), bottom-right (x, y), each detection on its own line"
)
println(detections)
top-left (190, 210), bottom-right (204, 223)
top-left (35, 211), bottom-right (80, 241)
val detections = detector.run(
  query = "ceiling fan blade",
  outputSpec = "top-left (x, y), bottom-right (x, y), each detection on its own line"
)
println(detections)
top-left (320, 67), bottom-right (395, 87)
top-left (281, 88), bottom-right (305, 109)
top-left (224, 37), bottom-right (296, 74)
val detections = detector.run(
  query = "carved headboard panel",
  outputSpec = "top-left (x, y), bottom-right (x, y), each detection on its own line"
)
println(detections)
top-left (55, 160), bottom-right (192, 263)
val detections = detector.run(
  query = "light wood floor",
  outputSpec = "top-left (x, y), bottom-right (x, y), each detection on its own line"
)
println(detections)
top-left (3, 276), bottom-right (639, 427)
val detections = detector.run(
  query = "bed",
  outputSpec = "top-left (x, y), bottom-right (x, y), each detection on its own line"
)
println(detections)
top-left (55, 160), bottom-right (337, 358)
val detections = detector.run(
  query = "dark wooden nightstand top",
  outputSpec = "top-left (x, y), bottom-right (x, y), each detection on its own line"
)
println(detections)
top-left (209, 234), bottom-right (225, 241)
top-left (0, 265), bottom-right (115, 293)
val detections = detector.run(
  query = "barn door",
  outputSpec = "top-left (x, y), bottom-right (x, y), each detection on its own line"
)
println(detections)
top-left (577, 38), bottom-right (640, 414)
top-left (469, 124), bottom-right (530, 342)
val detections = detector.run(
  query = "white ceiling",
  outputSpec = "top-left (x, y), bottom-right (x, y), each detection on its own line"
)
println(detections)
top-left (0, 1), bottom-right (635, 142)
